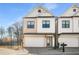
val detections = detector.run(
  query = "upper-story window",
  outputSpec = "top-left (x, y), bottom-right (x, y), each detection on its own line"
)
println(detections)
top-left (27, 21), bottom-right (35, 28)
top-left (38, 9), bottom-right (41, 13)
top-left (42, 20), bottom-right (50, 28)
top-left (73, 9), bottom-right (76, 12)
top-left (62, 20), bottom-right (70, 28)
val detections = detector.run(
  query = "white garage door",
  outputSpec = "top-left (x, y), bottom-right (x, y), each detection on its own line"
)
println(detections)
top-left (23, 36), bottom-right (46, 47)
top-left (59, 37), bottom-right (79, 47)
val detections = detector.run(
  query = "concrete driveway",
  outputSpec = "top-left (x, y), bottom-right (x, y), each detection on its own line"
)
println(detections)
top-left (25, 47), bottom-right (79, 55)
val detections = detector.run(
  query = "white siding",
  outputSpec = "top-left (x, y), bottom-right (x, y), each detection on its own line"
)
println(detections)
top-left (75, 12), bottom-right (79, 16)
top-left (73, 17), bottom-right (79, 32)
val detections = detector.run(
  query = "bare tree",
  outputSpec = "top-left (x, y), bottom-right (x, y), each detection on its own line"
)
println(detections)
top-left (0, 26), bottom-right (5, 45)
top-left (7, 26), bottom-right (14, 46)
top-left (7, 26), bottom-right (14, 39)
top-left (0, 26), bottom-right (5, 39)
top-left (12, 21), bottom-right (23, 46)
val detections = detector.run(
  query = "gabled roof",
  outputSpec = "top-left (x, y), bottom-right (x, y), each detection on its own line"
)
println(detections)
top-left (24, 5), bottom-right (54, 18)
top-left (60, 4), bottom-right (79, 17)
top-left (74, 12), bottom-right (79, 16)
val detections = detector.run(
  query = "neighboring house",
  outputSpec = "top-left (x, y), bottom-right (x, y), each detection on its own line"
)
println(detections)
top-left (23, 4), bottom-right (79, 48)
top-left (58, 4), bottom-right (79, 47)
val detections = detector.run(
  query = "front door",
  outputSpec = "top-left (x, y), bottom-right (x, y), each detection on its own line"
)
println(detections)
top-left (46, 36), bottom-right (52, 47)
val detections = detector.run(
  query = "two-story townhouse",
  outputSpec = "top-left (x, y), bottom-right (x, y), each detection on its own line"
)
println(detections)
top-left (23, 6), bottom-right (56, 47)
top-left (58, 4), bottom-right (79, 47)
top-left (22, 4), bottom-right (79, 48)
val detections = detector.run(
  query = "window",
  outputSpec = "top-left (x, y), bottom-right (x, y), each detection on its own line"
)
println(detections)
top-left (27, 21), bottom-right (35, 28)
top-left (62, 20), bottom-right (70, 28)
top-left (73, 9), bottom-right (76, 12)
top-left (42, 20), bottom-right (50, 28)
top-left (38, 9), bottom-right (41, 13)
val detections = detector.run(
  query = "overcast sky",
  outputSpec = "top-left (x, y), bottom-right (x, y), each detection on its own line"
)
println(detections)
top-left (0, 3), bottom-right (73, 28)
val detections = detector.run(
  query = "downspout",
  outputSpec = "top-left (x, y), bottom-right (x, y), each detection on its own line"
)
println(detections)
top-left (54, 17), bottom-right (59, 49)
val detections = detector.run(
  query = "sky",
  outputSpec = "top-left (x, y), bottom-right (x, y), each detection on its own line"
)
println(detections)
top-left (0, 3), bottom-right (73, 28)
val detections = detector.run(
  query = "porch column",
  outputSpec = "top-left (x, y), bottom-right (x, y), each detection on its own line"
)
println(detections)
top-left (50, 36), bottom-right (53, 48)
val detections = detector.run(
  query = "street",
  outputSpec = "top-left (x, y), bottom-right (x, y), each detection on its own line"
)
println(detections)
top-left (26, 47), bottom-right (79, 55)
top-left (0, 47), bottom-right (79, 55)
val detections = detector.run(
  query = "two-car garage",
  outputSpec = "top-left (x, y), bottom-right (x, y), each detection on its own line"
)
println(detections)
top-left (23, 34), bottom-right (79, 47)
top-left (58, 34), bottom-right (79, 47)
top-left (23, 35), bottom-right (46, 47)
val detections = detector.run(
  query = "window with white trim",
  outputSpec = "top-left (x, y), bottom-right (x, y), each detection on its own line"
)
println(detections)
top-left (42, 20), bottom-right (50, 28)
top-left (62, 20), bottom-right (70, 28)
top-left (27, 21), bottom-right (35, 28)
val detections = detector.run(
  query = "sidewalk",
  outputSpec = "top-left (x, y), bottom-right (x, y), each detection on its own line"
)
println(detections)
top-left (0, 47), bottom-right (29, 55)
